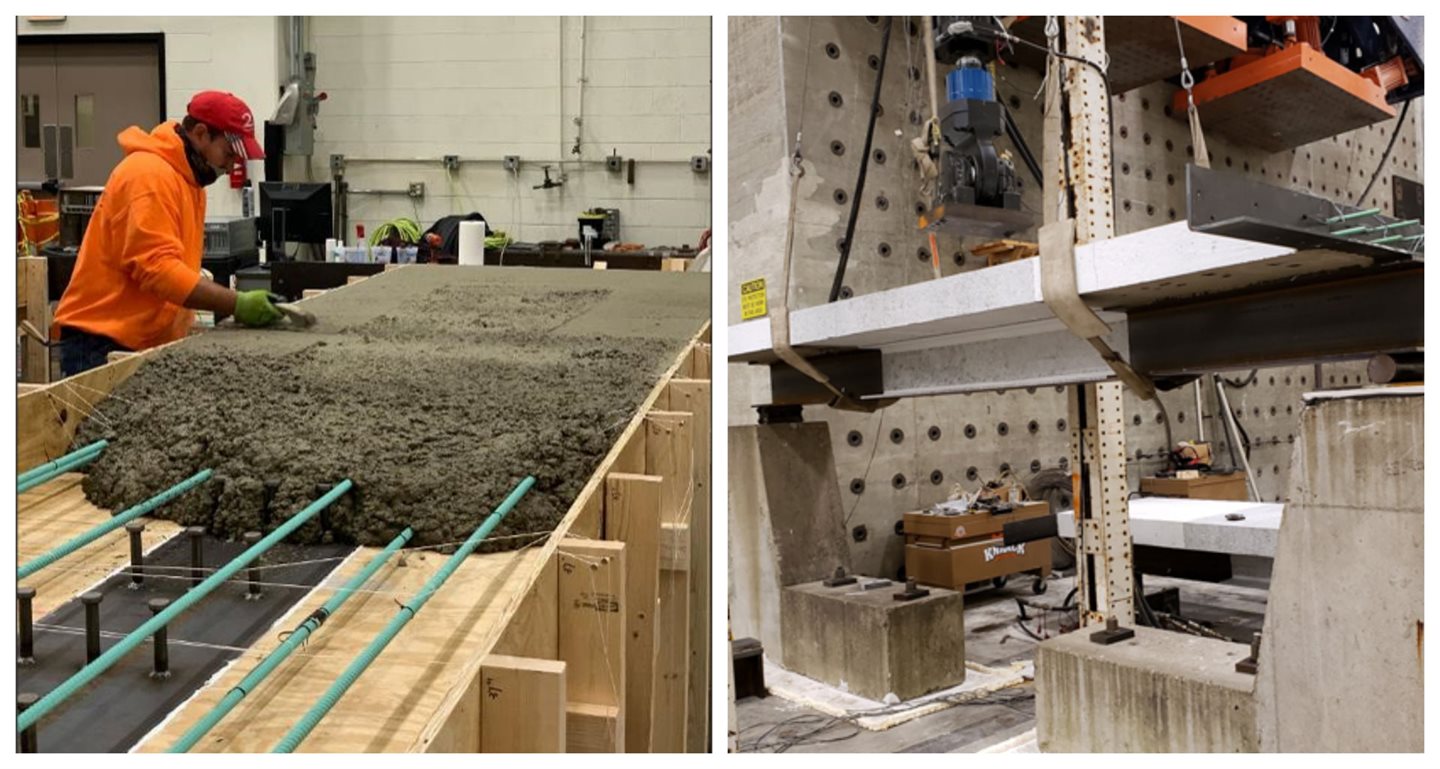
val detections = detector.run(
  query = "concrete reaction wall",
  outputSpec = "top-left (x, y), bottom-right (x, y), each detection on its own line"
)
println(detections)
top-left (726, 16), bottom-right (1423, 578)
top-left (299, 16), bottom-right (712, 247)
top-left (17, 15), bottom-right (283, 219)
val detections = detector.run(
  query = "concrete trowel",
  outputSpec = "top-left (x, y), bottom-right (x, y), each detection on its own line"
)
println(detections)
top-left (274, 302), bottom-right (317, 329)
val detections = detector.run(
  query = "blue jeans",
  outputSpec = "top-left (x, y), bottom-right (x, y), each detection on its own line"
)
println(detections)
top-left (59, 327), bottom-right (131, 378)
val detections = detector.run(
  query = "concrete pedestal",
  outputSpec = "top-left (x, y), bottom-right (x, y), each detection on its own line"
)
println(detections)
top-left (1036, 626), bottom-right (1257, 752)
top-left (728, 422), bottom-right (852, 662)
top-left (780, 579), bottom-right (965, 701)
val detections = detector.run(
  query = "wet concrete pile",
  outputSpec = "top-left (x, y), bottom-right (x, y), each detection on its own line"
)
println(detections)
top-left (74, 267), bottom-right (709, 549)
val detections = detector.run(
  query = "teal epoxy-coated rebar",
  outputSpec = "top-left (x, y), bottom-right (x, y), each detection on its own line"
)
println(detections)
top-left (271, 475), bottom-right (536, 753)
top-left (17, 440), bottom-right (109, 493)
top-left (1325, 207), bottom-right (1381, 223)
top-left (17, 469), bottom-right (214, 581)
top-left (1370, 233), bottom-right (1425, 245)
top-left (168, 526), bottom-right (414, 753)
top-left (16, 479), bottom-right (354, 734)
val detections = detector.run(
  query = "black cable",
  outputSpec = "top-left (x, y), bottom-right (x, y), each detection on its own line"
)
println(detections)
top-left (1002, 104), bottom-right (1044, 185)
top-left (827, 17), bottom-right (892, 303)
top-left (1154, 397), bottom-right (1176, 470)
top-left (1222, 369), bottom-right (1258, 389)
top-left (1357, 98), bottom-right (1411, 204)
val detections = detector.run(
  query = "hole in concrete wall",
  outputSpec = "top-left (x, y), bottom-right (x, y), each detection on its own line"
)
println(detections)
top-left (892, 473), bottom-right (907, 489)
top-left (1286, 405), bottom-right (1293, 415)
top-left (1177, 411), bottom-right (1186, 423)
top-left (1057, 419), bottom-right (1067, 432)
top-left (928, 425), bottom-right (942, 441)
top-left (847, 430), bottom-right (864, 447)
top-left (878, 242), bottom-right (892, 258)
top-left (868, 54), bottom-right (880, 70)
top-left (1270, 406), bottom-right (1278, 416)
top-left (834, 188), bottom-right (849, 205)
top-left (1059, 457), bottom-right (1070, 470)
top-left (1028, 420), bottom-right (1040, 434)
top-left (1121, 162), bottom-right (1131, 175)
top-left (825, 42), bottom-right (840, 59)
top-left (930, 469), bottom-right (944, 485)
top-left (1167, 173), bottom-right (1175, 186)
top-left (1133, 414), bottom-right (1143, 426)
top-left (852, 524), bottom-right (868, 542)
top-left (831, 140), bottom-right (846, 156)
top-left (966, 466), bottom-right (980, 481)
top-left (953, 252), bottom-right (966, 266)
top-left (850, 478), bottom-right (866, 495)
top-left (1026, 387), bottom-right (1037, 394)
top-left (1030, 459), bottom-right (1042, 473)
top-left (965, 424), bottom-right (977, 439)
top-left (1288, 434), bottom-right (1295, 443)
top-left (1154, 412), bottom-right (1163, 424)
top-left (876, 195), bottom-right (889, 211)
top-left (839, 286), bottom-right (854, 299)
top-left (1144, 168), bottom-right (1153, 181)
top-left (999, 462), bottom-right (1012, 475)
top-left (894, 520), bottom-right (906, 536)
top-left (866, 16), bottom-right (880, 25)
top-left (828, 91), bottom-right (844, 108)
top-left (997, 422), bottom-right (1010, 436)
top-left (872, 148), bottom-right (886, 164)
top-left (1123, 200), bottom-right (1133, 212)
top-left (1119, 126), bottom-right (1129, 139)
top-left (890, 428), bottom-right (905, 444)
top-left (914, 201), bottom-right (927, 215)
top-left (908, 65), bottom-right (921, 81)
top-left (909, 110), bottom-right (922, 126)
top-left (1146, 204), bottom-right (1156, 217)
top-left (916, 248), bottom-right (930, 263)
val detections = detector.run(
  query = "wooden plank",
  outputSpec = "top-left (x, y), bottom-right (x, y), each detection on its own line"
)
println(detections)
top-left (20, 256), bottom-right (49, 383)
top-left (604, 472), bottom-right (662, 753)
top-left (480, 655), bottom-right (567, 752)
top-left (557, 539), bottom-right (626, 714)
top-left (137, 544), bottom-right (544, 752)
top-left (302, 289), bottom-right (327, 300)
top-left (660, 522), bottom-right (690, 572)
top-left (17, 474), bottom-right (184, 616)
top-left (425, 675), bottom-right (481, 752)
top-left (491, 551), bottom-right (559, 660)
top-left (645, 411), bottom-right (694, 525)
top-left (666, 378), bottom-right (711, 751)
top-left (346, 275), bottom-right (369, 285)
top-left (16, 349), bottom-right (152, 472)
top-left (650, 565), bottom-right (690, 752)
top-left (567, 702), bottom-right (620, 753)
top-left (688, 342), bottom-right (711, 381)
top-left (593, 261), bottom-right (609, 270)
top-left (17, 383), bottom-right (46, 395)
top-left (613, 417), bottom-right (648, 474)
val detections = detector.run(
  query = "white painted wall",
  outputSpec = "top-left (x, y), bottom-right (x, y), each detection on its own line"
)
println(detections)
top-left (18, 16), bottom-right (712, 247)
top-left (297, 16), bottom-right (712, 247)
top-left (16, 15), bottom-right (281, 219)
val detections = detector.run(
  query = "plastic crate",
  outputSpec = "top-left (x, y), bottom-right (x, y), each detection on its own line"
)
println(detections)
top-left (204, 217), bottom-right (258, 257)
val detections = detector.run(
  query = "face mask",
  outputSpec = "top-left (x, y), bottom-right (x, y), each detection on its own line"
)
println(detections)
top-left (176, 123), bottom-right (223, 186)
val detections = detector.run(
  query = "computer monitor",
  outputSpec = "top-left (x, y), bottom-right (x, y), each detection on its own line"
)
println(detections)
top-left (259, 182), bottom-right (332, 260)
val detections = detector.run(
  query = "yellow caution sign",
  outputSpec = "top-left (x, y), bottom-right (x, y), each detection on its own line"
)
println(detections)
top-left (740, 278), bottom-right (767, 320)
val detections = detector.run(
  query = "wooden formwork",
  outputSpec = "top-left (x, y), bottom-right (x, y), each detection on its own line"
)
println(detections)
top-left (14, 273), bottom-right (711, 753)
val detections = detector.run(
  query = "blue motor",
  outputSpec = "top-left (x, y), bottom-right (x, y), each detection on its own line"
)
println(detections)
top-left (946, 57), bottom-right (995, 103)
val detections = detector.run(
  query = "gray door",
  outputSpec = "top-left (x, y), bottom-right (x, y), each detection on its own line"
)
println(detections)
top-left (16, 38), bottom-right (162, 186)
top-left (16, 43), bottom-right (58, 182)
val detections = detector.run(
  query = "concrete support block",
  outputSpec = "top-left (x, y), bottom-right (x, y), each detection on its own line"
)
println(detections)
top-left (780, 579), bottom-right (965, 701)
top-left (728, 423), bottom-right (852, 661)
top-left (1254, 393), bottom-right (1424, 752)
top-left (1036, 626), bottom-right (1257, 752)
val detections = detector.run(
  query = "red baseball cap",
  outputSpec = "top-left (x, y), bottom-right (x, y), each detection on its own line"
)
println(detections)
top-left (186, 90), bottom-right (265, 160)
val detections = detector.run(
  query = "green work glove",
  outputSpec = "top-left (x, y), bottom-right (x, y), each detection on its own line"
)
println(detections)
top-left (234, 290), bottom-right (284, 327)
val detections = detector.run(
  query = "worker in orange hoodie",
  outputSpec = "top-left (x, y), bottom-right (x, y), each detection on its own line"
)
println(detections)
top-left (52, 91), bottom-right (283, 377)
